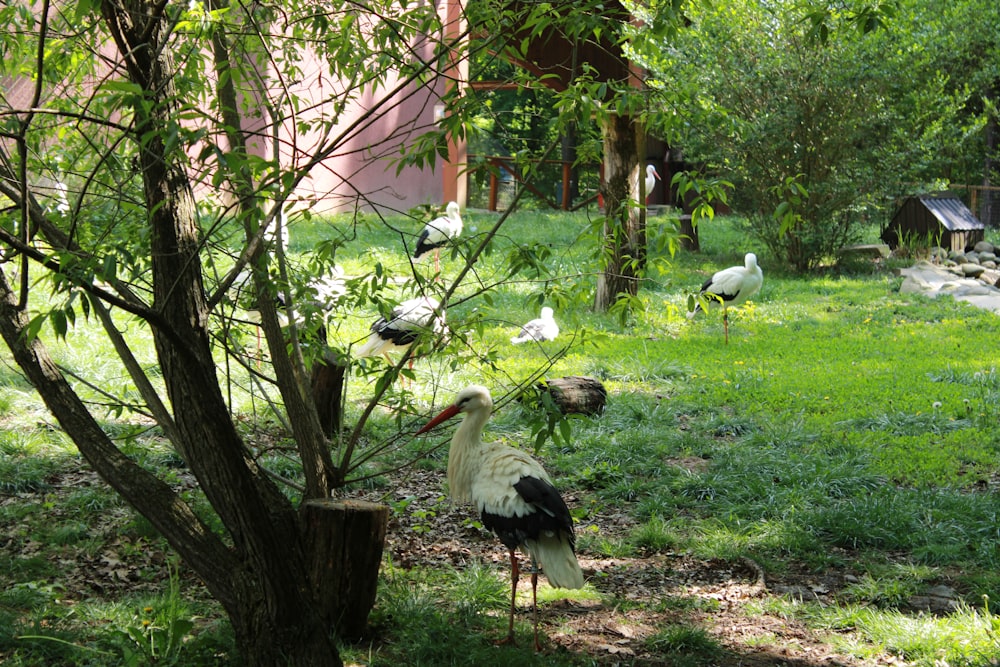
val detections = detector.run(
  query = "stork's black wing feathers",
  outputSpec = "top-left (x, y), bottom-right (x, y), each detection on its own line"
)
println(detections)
top-left (414, 229), bottom-right (435, 258)
top-left (369, 305), bottom-right (423, 346)
top-left (370, 317), bottom-right (421, 346)
top-left (514, 476), bottom-right (572, 524)
top-left (480, 476), bottom-right (577, 552)
top-left (700, 277), bottom-right (740, 302)
top-left (480, 475), bottom-right (572, 551)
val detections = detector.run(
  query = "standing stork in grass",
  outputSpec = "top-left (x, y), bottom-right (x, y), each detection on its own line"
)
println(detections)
top-left (640, 164), bottom-right (660, 205)
top-left (687, 252), bottom-right (763, 344)
top-left (414, 201), bottom-right (463, 274)
top-left (510, 307), bottom-right (559, 345)
top-left (416, 385), bottom-right (585, 651)
top-left (354, 296), bottom-right (447, 363)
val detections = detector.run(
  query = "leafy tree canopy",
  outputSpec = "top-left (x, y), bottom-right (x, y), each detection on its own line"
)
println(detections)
top-left (636, 0), bottom-right (998, 269)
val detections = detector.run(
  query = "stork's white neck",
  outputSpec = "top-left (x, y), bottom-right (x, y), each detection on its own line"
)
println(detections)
top-left (446, 405), bottom-right (492, 503)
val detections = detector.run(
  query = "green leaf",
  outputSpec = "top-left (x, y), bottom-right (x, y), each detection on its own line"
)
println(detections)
top-left (22, 314), bottom-right (46, 344)
top-left (559, 417), bottom-right (572, 444)
top-left (74, 0), bottom-right (99, 24)
top-left (102, 254), bottom-right (117, 280)
top-left (50, 310), bottom-right (67, 339)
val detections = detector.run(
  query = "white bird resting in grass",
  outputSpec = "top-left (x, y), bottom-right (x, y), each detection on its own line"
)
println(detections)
top-left (510, 307), bottom-right (559, 344)
top-left (687, 252), bottom-right (763, 344)
top-left (416, 385), bottom-right (585, 651)
top-left (354, 296), bottom-right (447, 362)
top-left (414, 201), bottom-right (463, 272)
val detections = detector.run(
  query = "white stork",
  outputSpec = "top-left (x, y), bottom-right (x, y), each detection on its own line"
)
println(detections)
top-left (687, 252), bottom-right (763, 344)
top-left (354, 296), bottom-right (447, 362)
top-left (416, 385), bottom-right (585, 650)
top-left (414, 201), bottom-right (463, 273)
top-left (510, 307), bottom-right (559, 344)
top-left (640, 164), bottom-right (660, 204)
top-left (239, 266), bottom-right (345, 356)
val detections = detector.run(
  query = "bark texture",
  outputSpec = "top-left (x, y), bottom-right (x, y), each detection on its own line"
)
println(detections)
top-left (303, 499), bottom-right (390, 639)
top-left (594, 113), bottom-right (645, 311)
top-left (311, 357), bottom-right (348, 438)
top-left (45, 2), bottom-right (346, 664)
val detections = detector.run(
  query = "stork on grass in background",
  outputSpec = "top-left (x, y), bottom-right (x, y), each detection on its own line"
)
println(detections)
top-left (240, 266), bottom-right (346, 363)
top-left (416, 385), bottom-right (585, 651)
top-left (354, 296), bottom-right (447, 365)
top-left (640, 164), bottom-right (660, 204)
top-left (414, 201), bottom-right (463, 274)
top-left (510, 307), bottom-right (559, 345)
top-left (687, 252), bottom-right (763, 344)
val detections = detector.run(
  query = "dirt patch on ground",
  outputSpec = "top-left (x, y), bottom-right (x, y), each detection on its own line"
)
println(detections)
top-left (3, 464), bottom-right (897, 666)
top-left (360, 466), bottom-right (894, 666)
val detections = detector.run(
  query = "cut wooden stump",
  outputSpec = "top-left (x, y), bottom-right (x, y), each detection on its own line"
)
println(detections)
top-left (539, 376), bottom-right (607, 416)
top-left (302, 499), bottom-right (389, 640)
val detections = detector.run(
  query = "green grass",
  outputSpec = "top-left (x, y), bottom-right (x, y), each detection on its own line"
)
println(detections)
top-left (3, 210), bottom-right (1000, 664)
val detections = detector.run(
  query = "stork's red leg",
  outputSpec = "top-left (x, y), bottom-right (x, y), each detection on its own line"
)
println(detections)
top-left (495, 549), bottom-right (519, 646)
top-left (723, 307), bottom-right (730, 345)
top-left (531, 570), bottom-right (542, 651)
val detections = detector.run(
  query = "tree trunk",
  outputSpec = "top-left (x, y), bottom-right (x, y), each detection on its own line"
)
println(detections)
top-left (595, 113), bottom-right (645, 311)
top-left (679, 214), bottom-right (700, 252)
top-left (208, 7), bottom-right (338, 499)
top-left (666, 152), bottom-right (701, 252)
top-left (982, 79), bottom-right (998, 228)
top-left (95, 3), bottom-right (343, 664)
top-left (303, 499), bottom-right (389, 640)
top-left (311, 356), bottom-right (347, 438)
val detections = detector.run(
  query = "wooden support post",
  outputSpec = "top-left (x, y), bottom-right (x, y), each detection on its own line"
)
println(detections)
top-left (561, 162), bottom-right (572, 210)
top-left (488, 168), bottom-right (499, 212)
top-left (302, 499), bottom-right (389, 640)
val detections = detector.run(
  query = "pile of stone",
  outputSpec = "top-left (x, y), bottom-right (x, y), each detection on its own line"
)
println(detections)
top-left (926, 240), bottom-right (1000, 284)
top-left (898, 240), bottom-right (1000, 314)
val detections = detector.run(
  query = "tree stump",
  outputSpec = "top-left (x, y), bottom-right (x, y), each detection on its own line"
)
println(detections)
top-left (539, 376), bottom-right (607, 416)
top-left (310, 355), bottom-right (347, 438)
top-left (302, 499), bottom-right (389, 640)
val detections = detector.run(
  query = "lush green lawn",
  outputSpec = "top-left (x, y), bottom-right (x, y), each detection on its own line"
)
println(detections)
top-left (2, 208), bottom-right (1000, 665)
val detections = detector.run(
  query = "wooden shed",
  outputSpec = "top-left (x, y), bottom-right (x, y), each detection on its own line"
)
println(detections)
top-left (882, 193), bottom-right (985, 252)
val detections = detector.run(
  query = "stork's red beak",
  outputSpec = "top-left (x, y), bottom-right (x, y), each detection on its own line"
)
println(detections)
top-left (415, 403), bottom-right (461, 435)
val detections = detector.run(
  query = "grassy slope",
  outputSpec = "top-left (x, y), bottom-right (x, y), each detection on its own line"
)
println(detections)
top-left (2, 207), bottom-right (1000, 665)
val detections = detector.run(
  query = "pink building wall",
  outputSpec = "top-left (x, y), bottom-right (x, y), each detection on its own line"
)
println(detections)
top-left (246, 3), bottom-right (468, 218)
top-left (4, 4), bottom-right (468, 220)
